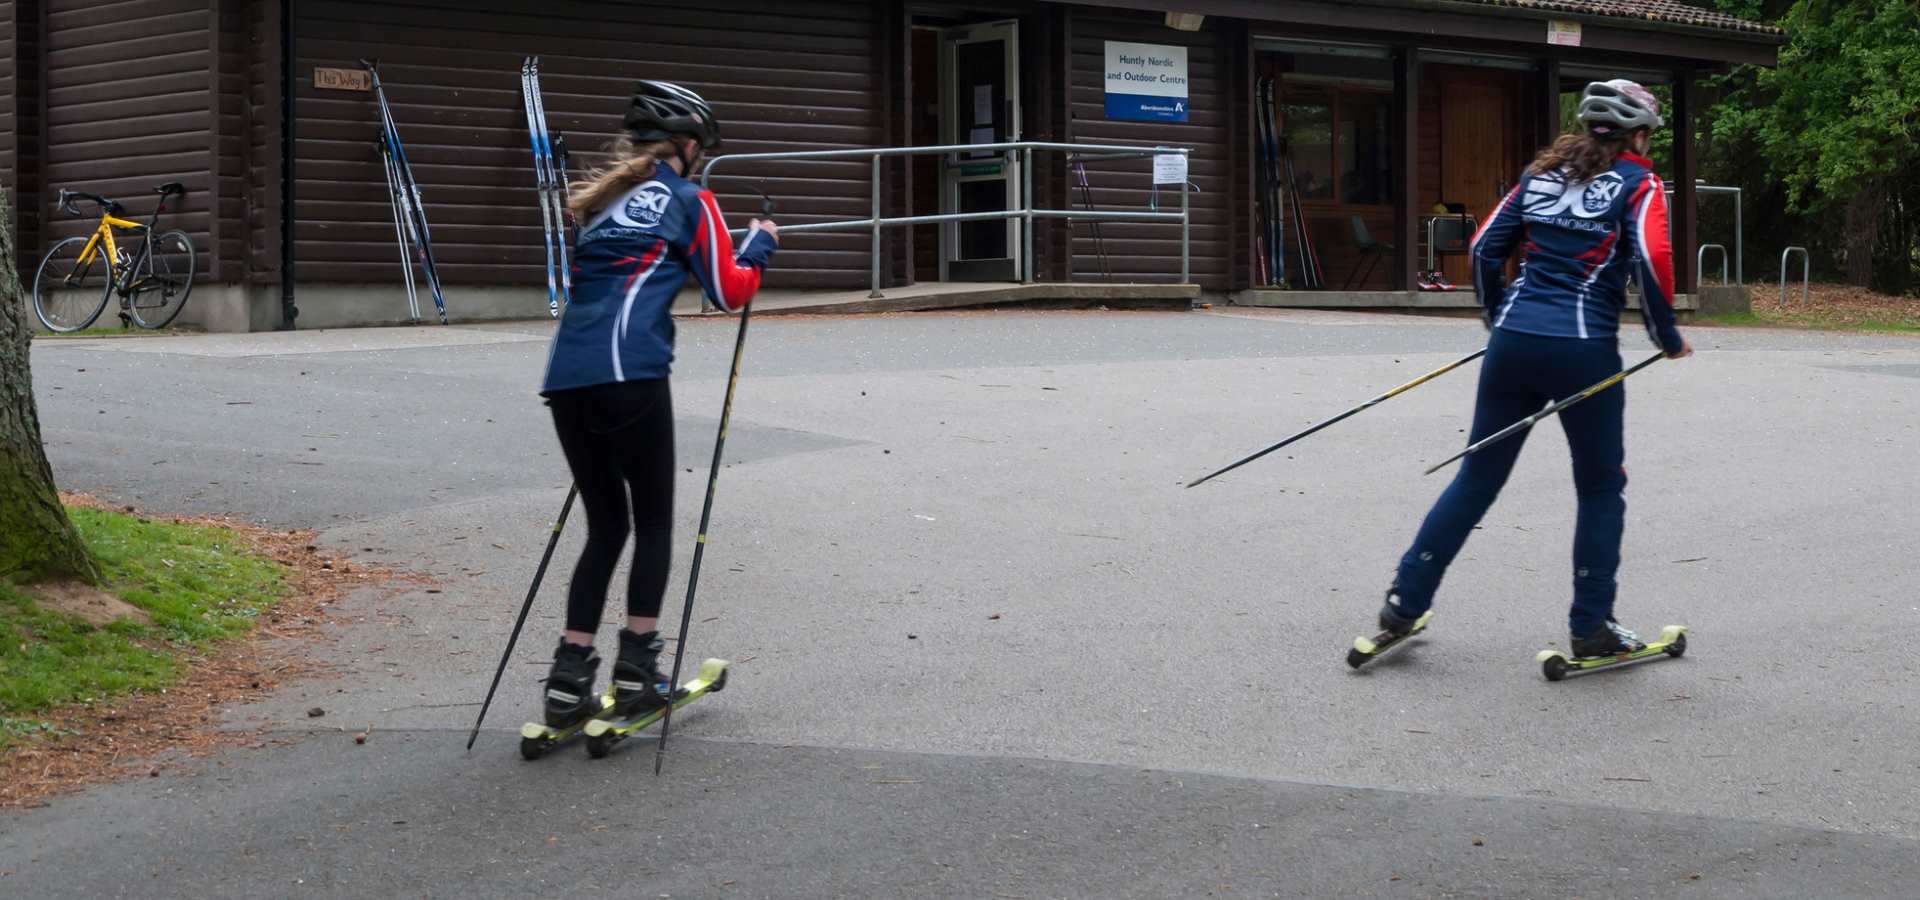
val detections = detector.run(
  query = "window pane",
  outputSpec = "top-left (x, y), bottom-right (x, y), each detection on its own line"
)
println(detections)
top-left (1339, 92), bottom-right (1392, 205)
top-left (1281, 85), bottom-right (1334, 200)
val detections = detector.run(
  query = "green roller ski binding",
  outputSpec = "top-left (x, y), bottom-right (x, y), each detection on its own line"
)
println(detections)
top-left (582, 658), bottom-right (731, 759)
top-left (1537, 625), bottom-right (1688, 682)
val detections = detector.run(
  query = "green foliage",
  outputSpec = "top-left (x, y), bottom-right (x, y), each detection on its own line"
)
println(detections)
top-left (0, 507), bottom-right (286, 748)
top-left (1704, 0), bottom-right (1920, 291)
top-left (1712, 0), bottom-right (1920, 210)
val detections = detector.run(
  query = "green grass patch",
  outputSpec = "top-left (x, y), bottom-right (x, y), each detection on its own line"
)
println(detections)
top-left (36, 324), bottom-right (191, 339)
top-left (1698, 306), bottom-right (1920, 335)
top-left (0, 507), bottom-right (287, 749)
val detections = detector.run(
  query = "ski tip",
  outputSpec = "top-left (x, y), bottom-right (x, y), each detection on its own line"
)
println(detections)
top-left (1534, 649), bottom-right (1565, 663)
top-left (1659, 624), bottom-right (1688, 641)
top-left (1353, 636), bottom-right (1379, 655)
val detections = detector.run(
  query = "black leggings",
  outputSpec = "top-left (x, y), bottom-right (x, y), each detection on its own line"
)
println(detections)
top-left (547, 378), bottom-right (674, 634)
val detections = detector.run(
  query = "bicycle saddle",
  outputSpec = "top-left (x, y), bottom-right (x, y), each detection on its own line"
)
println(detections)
top-left (154, 182), bottom-right (186, 196)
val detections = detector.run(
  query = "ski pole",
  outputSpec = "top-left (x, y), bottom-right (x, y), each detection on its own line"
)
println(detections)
top-left (1187, 348), bottom-right (1487, 489)
top-left (1424, 352), bottom-right (1664, 476)
top-left (464, 485), bottom-right (578, 751)
top-left (654, 192), bottom-right (774, 776)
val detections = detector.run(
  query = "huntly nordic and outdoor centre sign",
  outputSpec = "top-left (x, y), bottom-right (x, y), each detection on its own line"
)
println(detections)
top-left (1104, 41), bottom-right (1188, 122)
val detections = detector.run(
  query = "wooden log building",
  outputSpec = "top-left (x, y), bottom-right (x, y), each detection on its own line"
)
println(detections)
top-left (1, 1), bottom-right (1780, 331)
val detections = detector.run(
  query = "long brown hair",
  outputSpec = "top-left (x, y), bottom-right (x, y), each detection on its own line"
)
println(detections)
top-left (1527, 132), bottom-right (1626, 184)
top-left (568, 135), bottom-right (679, 220)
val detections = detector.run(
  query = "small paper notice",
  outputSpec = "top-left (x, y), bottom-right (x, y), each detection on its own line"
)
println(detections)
top-left (1153, 153), bottom-right (1189, 186)
top-left (968, 126), bottom-right (995, 146)
top-left (1546, 20), bottom-right (1582, 46)
top-left (973, 84), bottom-right (994, 126)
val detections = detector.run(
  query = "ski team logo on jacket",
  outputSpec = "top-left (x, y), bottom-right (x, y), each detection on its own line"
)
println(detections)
top-left (1521, 169), bottom-right (1625, 230)
top-left (614, 182), bottom-right (674, 229)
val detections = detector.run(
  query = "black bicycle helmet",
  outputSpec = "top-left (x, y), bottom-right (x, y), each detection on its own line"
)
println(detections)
top-left (624, 80), bottom-right (721, 150)
top-left (1577, 79), bottom-right (1663, 139)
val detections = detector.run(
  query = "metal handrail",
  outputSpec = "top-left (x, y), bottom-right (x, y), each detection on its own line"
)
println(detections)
top-left (702, 141), bottom-right (1193, 300)
top-left (1780, 246), bottom-right (1809, 307)
top-left (1697, 244), bottom-right (1728, 288)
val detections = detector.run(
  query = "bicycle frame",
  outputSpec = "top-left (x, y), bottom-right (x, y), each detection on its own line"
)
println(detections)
top-left (67, 194), bottom-right (171, 294)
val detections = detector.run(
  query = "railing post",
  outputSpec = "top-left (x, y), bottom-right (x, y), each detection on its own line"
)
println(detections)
top-left (1021, 146), bottom-right (1034, 284)
top-left (870, 153), bottom-right (883, 299)
top-left (1734, 188), bottom-right (1744, 286)
top-left (1180, 151), bottom-right (1190, 286)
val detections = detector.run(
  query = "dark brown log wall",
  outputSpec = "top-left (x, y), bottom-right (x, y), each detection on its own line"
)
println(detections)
top-left (41, 0), bottom-right (215, 268)
top-left (2, 0), bottom-right (16, 242)
top-left (292, 0), bottom-right (885, 289)
top-left (1067, 9), bottom-right (1231, 290)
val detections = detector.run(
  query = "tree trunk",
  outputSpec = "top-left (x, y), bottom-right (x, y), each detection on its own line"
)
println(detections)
top-left (1842, 180), bottom-right (1886, 288)
top-left (0, 185), bottom-right (98, 583)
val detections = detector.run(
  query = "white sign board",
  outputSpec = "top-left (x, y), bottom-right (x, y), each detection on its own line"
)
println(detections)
top-left (1546, 20), bottom-right (1582, 47)
top-left (1153, 154), bottom-right (1189, 186)
top-left (1104, 41), bottom-right (1189, 122)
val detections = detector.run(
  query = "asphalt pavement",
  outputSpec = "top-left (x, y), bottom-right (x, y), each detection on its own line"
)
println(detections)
top-left (6, 308), bottom-right (1918, 898)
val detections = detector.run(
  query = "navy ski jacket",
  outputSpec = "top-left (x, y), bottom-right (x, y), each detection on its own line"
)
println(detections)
top-left (542, 168), bottom-right (775, 394)
top-left (1471, 151), bottom-right (1683, 354)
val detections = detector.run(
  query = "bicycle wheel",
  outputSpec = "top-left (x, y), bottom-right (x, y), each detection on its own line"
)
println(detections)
top-left (129, 230), bottom-right (196, 329)
top-left (31, 236), bottom-right (113, 332)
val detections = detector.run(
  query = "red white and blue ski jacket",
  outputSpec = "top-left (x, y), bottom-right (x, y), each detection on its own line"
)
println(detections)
top-left (1471, 152), bottom-right (1683, 354)
top-left (542, 168), bottom-right (775, 394)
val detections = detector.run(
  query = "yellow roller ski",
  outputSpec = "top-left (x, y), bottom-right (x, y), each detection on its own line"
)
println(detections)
top-left (582, 658), bottom-right (731, 759)
top-left (1347, 611), bottom-right (1433, 669)
top-left (1536, 625), bottom-right (1688, 682)
top-left (518, 694), bottom-right (613, 761)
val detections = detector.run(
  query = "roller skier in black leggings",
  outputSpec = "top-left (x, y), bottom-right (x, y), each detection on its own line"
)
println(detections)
top-left (537, 81), bottom-right (777, 728)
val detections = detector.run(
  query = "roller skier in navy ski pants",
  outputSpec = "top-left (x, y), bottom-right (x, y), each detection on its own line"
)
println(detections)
top-left (1375, 79), bottom-right (1692, 658)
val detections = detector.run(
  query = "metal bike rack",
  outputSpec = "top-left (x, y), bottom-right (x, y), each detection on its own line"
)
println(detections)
top-left (1780, 246), bottom-right (1809, 306)
top-left (1696, 244), bottom-right (1728, 287)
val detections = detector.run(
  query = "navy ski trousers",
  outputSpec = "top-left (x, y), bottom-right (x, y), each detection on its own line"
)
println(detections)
top-left (1391, 328), bottom-right (1629, 635)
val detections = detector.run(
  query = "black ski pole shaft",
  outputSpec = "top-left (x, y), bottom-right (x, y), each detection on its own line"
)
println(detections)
top-left (1424, 352), bottom-right (1663, 476)
top-left (1188, 348), bottom-right (1487, 489)
top-left (465, 485), bottom-right (578, 751)
top-left (654, 193), bottom-right (773, 776)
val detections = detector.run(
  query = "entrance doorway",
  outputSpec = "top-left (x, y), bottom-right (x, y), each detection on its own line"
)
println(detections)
top-left (926, 19), bottom-right (1020, 282)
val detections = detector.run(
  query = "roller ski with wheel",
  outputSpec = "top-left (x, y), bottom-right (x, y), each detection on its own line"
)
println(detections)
top-left (1537, 624), bottom-right (1687, 682)
top-left (583, 657), bottom-right (730, 759)
top-left (518, 639), bottom-right (613, 761)
top-left (519, 695), bottom-right (613, 760)
top-left (1347, 600), bottom-right (1433, 669)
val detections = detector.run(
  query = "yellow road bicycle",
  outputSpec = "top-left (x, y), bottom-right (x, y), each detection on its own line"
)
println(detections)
top-left (31, 182), bottom-right (196, 332)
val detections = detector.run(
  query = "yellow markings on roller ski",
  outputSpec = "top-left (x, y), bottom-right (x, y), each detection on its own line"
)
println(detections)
top-left (1353, 637), bottom-right (1380, 654)
top-left (696, 534), bottom-right (707, 543)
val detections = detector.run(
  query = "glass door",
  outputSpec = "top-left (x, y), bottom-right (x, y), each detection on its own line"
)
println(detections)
top-left (939, 20), bottom-right (1020, 282)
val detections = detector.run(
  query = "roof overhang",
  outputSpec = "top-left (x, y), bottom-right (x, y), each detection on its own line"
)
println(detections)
top-left (1078, 0), bottom-right (1782, 68)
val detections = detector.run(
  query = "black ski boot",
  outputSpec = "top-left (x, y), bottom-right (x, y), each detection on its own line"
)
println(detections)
top-left (1570, 619), bottom-right (1645, 658)
top-left (609, 629), bottom-right (670, 719)
top-left (543, 640), bottom-right (602, 728)
top-left (1377, 590), bottom-right (1422, 636)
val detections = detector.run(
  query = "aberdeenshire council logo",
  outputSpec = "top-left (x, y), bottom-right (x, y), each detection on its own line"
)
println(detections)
top-left (615, 181), bottom-right (673, 228)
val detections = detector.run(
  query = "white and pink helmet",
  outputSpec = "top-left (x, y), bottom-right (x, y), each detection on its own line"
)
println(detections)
top-left (1578, 79), bottom-right (1664, 137)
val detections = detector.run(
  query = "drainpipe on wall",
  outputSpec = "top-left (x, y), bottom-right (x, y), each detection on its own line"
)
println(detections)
top-left (278, 0), bottom-right (298, 330)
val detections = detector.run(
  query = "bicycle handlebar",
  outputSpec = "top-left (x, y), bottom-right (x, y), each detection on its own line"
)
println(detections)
top-left (56, 184), bottom-right (181, 217)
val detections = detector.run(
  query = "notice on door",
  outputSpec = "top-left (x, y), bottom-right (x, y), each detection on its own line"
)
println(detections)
top-left (1104, 41), bottom-right (1188, 123)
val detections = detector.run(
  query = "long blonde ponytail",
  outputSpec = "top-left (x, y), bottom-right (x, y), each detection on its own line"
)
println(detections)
top-left (569, 135), bottom-right (678, 220)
